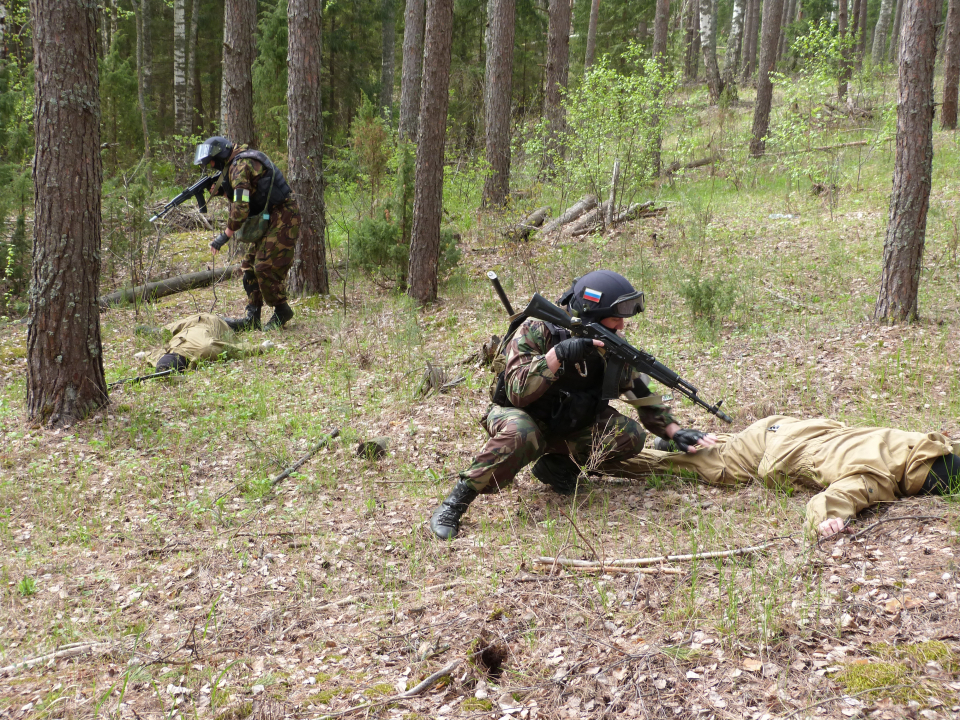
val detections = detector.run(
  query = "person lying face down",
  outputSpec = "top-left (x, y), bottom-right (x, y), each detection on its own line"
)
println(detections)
top-left (142, 313), bottom-right (269, 372)
top-left (603, 415), bottom-right (960, 538)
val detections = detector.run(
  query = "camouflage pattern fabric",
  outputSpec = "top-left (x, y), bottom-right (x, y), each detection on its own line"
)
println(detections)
top-left (502, 318), bottom-right (677, 436)
top-left (461, 317), bottom-right (677, 494)
top-left (461, 405), bottom-right (647, 494)
top-left (240, 198), bottom-right (300, 307)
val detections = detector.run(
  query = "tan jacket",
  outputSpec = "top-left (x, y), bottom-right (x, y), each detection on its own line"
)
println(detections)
top-left (146, 313), bottom-right (262, 367)
top-left (607, 416), bottom-right (954, 533)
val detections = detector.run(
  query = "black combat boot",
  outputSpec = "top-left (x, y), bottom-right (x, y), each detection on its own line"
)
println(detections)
top-left (530, 453), bottom-right (581, 495)
top-left (263, 302), bottom-right (294, 331)
top-left (429, 481), bottom-right (479, 540)
top-left (223, 304), bottom-right (262, 332)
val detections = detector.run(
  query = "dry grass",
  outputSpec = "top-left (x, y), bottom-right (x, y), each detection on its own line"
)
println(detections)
top-left (1, 85), bottom-right (960, 720)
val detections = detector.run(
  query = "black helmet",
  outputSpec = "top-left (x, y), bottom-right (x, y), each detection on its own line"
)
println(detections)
top-left (156, 353), bottom-right (189, 373)
top-left (559, 270), bottom-right (645, 321)
top-left (193, 136), bottom-right (234, 169)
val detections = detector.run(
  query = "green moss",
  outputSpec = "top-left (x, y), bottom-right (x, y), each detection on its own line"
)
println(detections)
top-left (363, 683), bottom-right (393, 698)
top-left (834, 641), bottom-right (960, 706)
top-left (833, 661), bottom-right (910, 699)
top-left (461, 698), bottom-right (494, 711)
top-left (308, 687), bottom-right (350, 705)
top-left (873, 640), bottom-right (957, 669)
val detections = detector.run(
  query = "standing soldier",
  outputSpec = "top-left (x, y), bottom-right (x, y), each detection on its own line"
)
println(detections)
top-left (195, 136), bottom-right (301, 331)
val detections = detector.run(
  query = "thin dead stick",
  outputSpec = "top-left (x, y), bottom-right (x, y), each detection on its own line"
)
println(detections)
top-left (0, 642), bottom-right (114, 675)
top-left (270, 428), bottom-right (341, 487)
top-left (780, 684), bottom-right (907, 720)
top-left (401, 659), bottom-right (461, 697)
top-left (533, 561), bottom-right (682, 576)
top-left (534, 542), bottom-right (773, 568)
top-left (555, 505), bottom-right (604, 565)
top-left (850, 514), bottom-right (942, 541)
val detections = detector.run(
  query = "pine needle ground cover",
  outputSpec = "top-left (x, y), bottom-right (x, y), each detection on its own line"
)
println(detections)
top-left (1, 93), bottom-right (960, 720)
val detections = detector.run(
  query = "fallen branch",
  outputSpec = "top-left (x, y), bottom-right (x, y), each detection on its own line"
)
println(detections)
top-left (504, 206), bottom-right (550, 242)
top-left (401, 659), bottom-right (461, 697)
top-left (270, 428), bottom-right (341, 487)
top-left (0, 642), bottom-right (115, 676)
top-left (539, 195), bottom-right (598, 235)
top-left (850, 514), bottom-right (942, 541)
top-left (614, 200), bottom-right (655, 224)
top-left (99, 264), bottom-right (240, 308)
top-left (535, 542), bottom-right (774, 569)
top-left (533, 560), bottom-right (682, 576)
top-left (662, 154), bottom-right (719, 177)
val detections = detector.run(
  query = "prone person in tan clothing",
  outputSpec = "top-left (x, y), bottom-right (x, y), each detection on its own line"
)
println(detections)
top-left (605, 415), bottom-right (960, 538)
top-left (143, 313), bottom-right (270, 373)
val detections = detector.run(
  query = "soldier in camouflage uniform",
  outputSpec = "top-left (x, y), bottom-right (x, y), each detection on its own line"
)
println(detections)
top-left (194, 136), bottom-right (300, 332)
top-left (429, 270), bottom-right (718, 540)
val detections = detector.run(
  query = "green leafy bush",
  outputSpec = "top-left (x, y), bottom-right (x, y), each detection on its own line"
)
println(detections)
top-left (678, 274), bottom-right (737, 327)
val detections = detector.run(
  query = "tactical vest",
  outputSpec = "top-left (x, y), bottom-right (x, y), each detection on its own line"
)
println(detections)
top-left (221, 150), bottom-right (292, 215)
top-left (490, 317), bottom-right (607, 436)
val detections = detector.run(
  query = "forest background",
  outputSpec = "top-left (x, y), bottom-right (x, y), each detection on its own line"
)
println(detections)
top-left (2, 0), bottom-right (960, 719)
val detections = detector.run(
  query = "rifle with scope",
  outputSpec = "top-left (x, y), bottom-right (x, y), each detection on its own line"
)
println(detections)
top-left (486, 271), bottom-right (732, 423)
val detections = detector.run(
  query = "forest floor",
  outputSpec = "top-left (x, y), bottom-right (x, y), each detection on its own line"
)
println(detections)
top-left (2, 92), bottom-right (960, 720)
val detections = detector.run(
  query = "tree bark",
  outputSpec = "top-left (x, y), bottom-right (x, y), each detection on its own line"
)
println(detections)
top-left (838, 0), bottom-right (850, 99)
top-left (653, 0), bottom-right (670, 60)
top-left (28, 0), bottom-right (108, 427)
top-left (131, 0), bottom-right (152, 174)
top-left (741, 0), bottom-right (761, 79)
top-left (749, 0), bottom-right (785, 157)
top-left (287, 0), bottom-right (329, 296)
top-left (875, 0), bottom-right (938, 322)
top-left (99, 265), bottom-right (240, 307)
top-left (407, 0), bottom-right (454, 304)
top-left (699, 0), bottom-right (723, 102)
top-left (857, 0), bottom-right (869, 59)
top-left (380, 0), bottom-right (397, 117)
top-left (584, 0), bottom-right (600, 72)
top-left (221, 0), bottom-right (256, 145)
top-left (777, 0), bottom-right (795, 61)
top-left (174, 0), bottom-right (189, 134)
top-left (872, 0), bottom-right (895, 63)
top-left (889, 0), bottom-right (904, 63)
top-left (187, 0), bottom-right (201, 132)
top-left (481, 0), bottom-right (516, 207)
top-left (684, 0), bottom-right (701, 80)
top-left (543, 0), bottom-right (571, 169)
top-left (399, 0), bottom-right (425, 140)
top-left (0, 3), bottom-right (6, 60)
top-left (943, 0), bottom-right (960, 128)
top-left (722, 0), bottom-right (746, 95)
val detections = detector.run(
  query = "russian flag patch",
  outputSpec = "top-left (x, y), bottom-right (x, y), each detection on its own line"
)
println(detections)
top-left (583, 287), bottom-right (603, 303)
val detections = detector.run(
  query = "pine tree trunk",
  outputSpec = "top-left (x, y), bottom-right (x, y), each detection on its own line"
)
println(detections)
top-left (889, 0), bottom-right (904, 63)
top-left (187, 0), bottom-right (200, 132)
top-left (399, 0), bottom-right (425, 140)
top-left (873, 0), bottom-right (895, 63)
top-left (0, 3), bottom-right (6, 60)
top-left (543, 0), bottom-right (571, 170)
top-left (875, 0), bottom-right (939, 322)
top-left (407, 0), bottom-right (454, 304)
top-left (741, 0), bottom-right (761, 79)
top-left (722, 0), bottom-right (746, 95)
top-left (684, 0), bottom-right (701, 80)
top-left (99, 0), bottom-right (109, 56)
top-left (777, 0), bottom-right (796, 61)
top-left (142, 0), bottom-right (153, 98)
top-left (481, 0), bottom-right (516, 207)
top-left (653, 0), bottom-right (670, 59)
top-left (221, 0), bottom-right (256, 145)
top-left (944, 0), bottom-right (960, 128)
top-left (287, 0), bottom-right (329, 296)
top-left (174, 0), bottom-right (188, 134)
top-left (749, 0), bottom-right (785, 157)
top-left (699, 0), bottom-right (723, 102)
top-left (380, 0), bottom-right (397, 117)
top-left (838, 0), bottom-right (850, 99)
top-left (857, 0), bottom-right (868, 58)
top-left (28, 0), bottom-right (108, 428)
top-left (132, 0), bottom-right (152, 169)
top-left (584, 0), bottom-right (600, 72)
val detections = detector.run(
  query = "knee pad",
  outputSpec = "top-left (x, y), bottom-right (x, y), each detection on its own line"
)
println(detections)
top-left (531, 453), bottom-right (581, 495)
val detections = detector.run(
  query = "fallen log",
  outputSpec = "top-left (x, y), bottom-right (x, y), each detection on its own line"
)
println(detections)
top-left (614, 200), bottom-right (655, 224)
top-left (662, 154), bottom-right (719, 177)
top-left (99, 264), bottom-right (240, 308)
top-left (565, 201), bottom-right (611, 237)
top-left (539, 194), bottom-right (598, 235)
top-left (503, 206), bottom-right (550, 241)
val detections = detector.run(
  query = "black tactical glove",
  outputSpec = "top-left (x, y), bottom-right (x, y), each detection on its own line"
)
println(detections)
top-left (553, 338), bottom-right (597, 367)
top-left (210, 232), bottom-right (230, 251)
top-left (670, 428), bottom-right (708, 453)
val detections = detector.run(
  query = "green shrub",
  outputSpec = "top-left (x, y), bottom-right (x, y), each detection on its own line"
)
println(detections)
top-left (678, 274), bottom-right (737, 327)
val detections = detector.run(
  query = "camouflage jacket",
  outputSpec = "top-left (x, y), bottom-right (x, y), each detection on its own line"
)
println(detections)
top-left (211, 144), bottom-right (268, 232)
top-left (502, 318), bottom-right (678, 438)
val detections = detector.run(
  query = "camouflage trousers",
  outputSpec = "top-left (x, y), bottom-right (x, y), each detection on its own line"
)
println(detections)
top-left (460, 404), bottom-right (647, 494)
top-left (240, 198), bottom-right (300, 307)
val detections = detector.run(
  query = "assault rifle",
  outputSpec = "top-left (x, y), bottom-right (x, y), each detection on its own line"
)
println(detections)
top-left (108, 368), bottom-right (176, 388)
top-left (149, 172), bottom-right (221, 223)
top-left (486, 272), bottom-right (732, 423)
